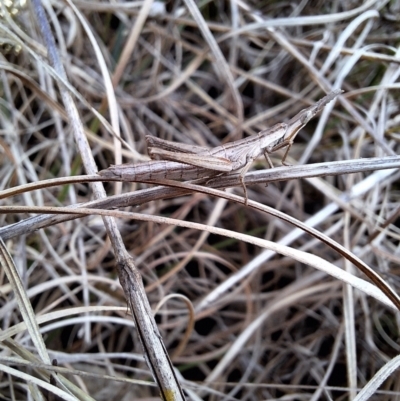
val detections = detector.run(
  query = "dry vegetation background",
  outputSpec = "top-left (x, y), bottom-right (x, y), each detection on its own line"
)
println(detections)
top-left (1, 0), bottom-right (400, 400)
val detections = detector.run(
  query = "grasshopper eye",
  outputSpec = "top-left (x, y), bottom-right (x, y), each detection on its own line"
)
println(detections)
top-left (301, 110), bottom-right (313, 124)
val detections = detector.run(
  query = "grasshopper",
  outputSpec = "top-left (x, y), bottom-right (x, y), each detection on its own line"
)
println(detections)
top-left (99, 90), bottom-right (342, 203)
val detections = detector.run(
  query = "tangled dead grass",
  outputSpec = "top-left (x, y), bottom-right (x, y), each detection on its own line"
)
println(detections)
top-left (0, 1), bottom-right (400, 400)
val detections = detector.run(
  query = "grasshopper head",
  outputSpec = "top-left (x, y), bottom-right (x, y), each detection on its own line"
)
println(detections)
top-left (285, 90), bottom-right (342, 141)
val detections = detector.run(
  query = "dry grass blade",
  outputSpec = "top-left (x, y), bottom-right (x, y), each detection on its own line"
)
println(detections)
top-left (0, 363), bottom-right (78, 401)
top-left (0, 203), bottom-right (397, 311)
top-left (1, 155), bottom-right (400, 201)
top-left (0, 238), bottom-right (51, 363)
top-left (0, 239), bottom-right (86, 399)
top-left (183, 0), bottom-right (243, 126)
top-left (352, 355), bottom-right (400, 401)
top-left (1, 1), bottom-right (400, 400)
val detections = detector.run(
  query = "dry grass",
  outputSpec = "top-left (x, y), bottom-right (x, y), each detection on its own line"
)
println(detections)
top-left (1, 0), bottom-right (400, 400)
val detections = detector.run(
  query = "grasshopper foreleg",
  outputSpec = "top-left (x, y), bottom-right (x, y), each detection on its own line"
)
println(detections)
top-left (280, 141), bottom-right (293, 166)
top-left (264, 140), bottom-right (294, 167)
top-left (238, 161), bottom-right (254, 205)
top-left (263, 151), bottom-right (274, 169)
